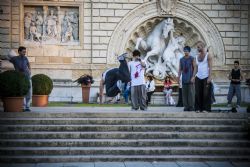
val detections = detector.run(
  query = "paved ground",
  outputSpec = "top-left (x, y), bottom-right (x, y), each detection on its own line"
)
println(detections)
top-left (1, 161), bottom-right (250, 167)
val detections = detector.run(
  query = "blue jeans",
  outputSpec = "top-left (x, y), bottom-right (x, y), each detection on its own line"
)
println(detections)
top-left (227, 83), bottom-right (241, 105)
top-left (24, 79), bottom-right (32, 109)
top-left (123, 89), bottom-right (130, 103)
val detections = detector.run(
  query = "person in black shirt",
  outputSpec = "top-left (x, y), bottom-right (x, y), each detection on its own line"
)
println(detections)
top-left (227, 60), bottom-right (243, 108)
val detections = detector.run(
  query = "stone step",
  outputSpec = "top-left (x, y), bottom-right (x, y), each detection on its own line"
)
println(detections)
top-left (0, 118), bottom-right (245, 125)
top-left (1, 147), bottom-right (250, 156)
top-left (0, 131), bottom-right (247, 140)
top-left (0, 124), bottom-right (244, 132)
top-left (0, 155), bottom-right (250, 163)
top-left (0, 112), bottom-right (247, 119)
top-left (1, 139), bottom-right (249, 147)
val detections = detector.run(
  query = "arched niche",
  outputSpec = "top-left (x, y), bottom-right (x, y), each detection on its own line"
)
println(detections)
top-left (107, 1), bottom-right (225, 66)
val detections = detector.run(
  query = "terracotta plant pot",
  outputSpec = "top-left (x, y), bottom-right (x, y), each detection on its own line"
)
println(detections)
top-left (3, 97), bottom-right (24, 112)
top-left (81, 83), bottom-right (91, 103)
top-left (32, 95), bottom-right (48, 107)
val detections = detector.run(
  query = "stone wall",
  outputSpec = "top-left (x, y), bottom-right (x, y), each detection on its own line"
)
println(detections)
top-left (0, 0), bottom-right (249, 103)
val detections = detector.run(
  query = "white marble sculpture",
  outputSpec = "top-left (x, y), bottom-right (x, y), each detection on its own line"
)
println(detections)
top-left (46, 9), bottom-right (58, 38)
top-left (135, 18), bottom-right (186, 80)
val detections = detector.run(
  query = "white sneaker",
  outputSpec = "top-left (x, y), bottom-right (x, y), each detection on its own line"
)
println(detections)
top-left (116, 80), bottom-right (122, 91)
top-left (117, 53), bottom-right (128, 61)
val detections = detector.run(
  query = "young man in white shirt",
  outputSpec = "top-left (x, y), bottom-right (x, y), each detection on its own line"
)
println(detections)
top-left (128, 50), bottom-right (147, 110)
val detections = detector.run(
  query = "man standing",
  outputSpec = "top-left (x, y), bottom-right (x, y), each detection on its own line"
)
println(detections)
top-left (178, 46), bottom-right (195, 111)
top-left (8, 47), bottom-right (32, 111)
top-left (192, 41), bottom-right (213, 112)
top-left (129, 50), bottom-right (147, 110)
top-left (227, 60), bottom-right (243, 108)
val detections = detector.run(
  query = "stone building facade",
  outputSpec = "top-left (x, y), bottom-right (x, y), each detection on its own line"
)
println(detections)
top-left (0, 0), bottom-right (249, 103)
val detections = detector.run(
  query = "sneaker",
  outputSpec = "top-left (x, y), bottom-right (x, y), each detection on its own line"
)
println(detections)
top-left (117, 53), bottom-right (128, 61)
top-left (25, 108), bottom-right (31, 112)
top-left (116, 80), bottom-right (122, 91)
top-left (236, 105), bottom-right (240, 108)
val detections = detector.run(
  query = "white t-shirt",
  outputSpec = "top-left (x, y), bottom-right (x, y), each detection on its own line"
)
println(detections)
top-left (128, 60), bottom-right (145, 86)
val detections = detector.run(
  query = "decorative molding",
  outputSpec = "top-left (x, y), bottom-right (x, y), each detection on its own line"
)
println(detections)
top-left (107, 1), bottom-right (225, 66)
top-left (157, 0), bottom-right (178, 16)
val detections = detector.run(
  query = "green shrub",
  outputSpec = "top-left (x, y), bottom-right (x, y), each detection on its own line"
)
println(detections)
top-left (32, 74), bottom-right (53, 95)
top-left (0, 70), bottom-right (30, 97)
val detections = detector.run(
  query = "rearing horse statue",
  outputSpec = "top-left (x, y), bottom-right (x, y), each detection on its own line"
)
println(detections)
top-left (135, 18), bottom-right (174, 62)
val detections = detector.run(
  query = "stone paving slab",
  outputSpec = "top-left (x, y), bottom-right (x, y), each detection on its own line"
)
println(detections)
top-left (206, 161), bottom-right (235, 167)
top-left (231, 162), bottom-right (250, 167)
top-left (63, 162), bottom-right (94, 167)
top-left (152, 161), bottom-right (179, 167)
top-left (177, 161), bottom-right (209, 167)
top-left (95, 162), bottom-right (125, 167)
top-left (124, 161), bottom-right (153, 167)
top-left (36, 163), bottom-right (64, 167)
top-left (1, 161), bottom-right (250, 167)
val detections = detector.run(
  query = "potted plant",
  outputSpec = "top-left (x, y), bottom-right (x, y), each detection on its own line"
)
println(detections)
top-left (0, 70), bottom-right (30, 112)
top-left (32, 74), bottom-right (53, 107)
top-left (74, 74), bottom-right (94, 103)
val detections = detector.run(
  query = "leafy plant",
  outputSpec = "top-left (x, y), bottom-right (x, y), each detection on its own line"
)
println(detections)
top-left (32, 74), bottom-right (53, 95)
top-left (0, 70), bottom-right (30, 97)
top-left (74, 74), bottom-right (94, 86)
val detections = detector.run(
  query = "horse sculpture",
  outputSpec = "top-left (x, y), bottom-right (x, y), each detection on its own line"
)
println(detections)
top-left (135, 18), bottom-right (174, 62)
top-left (135, 18), bottom-right (186, 80)
top-left (148, 34), bottom-right (185, 79)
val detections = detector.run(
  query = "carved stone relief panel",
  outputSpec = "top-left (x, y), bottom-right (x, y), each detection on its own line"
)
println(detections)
top-left (21, 1), bottom-right (82, 46)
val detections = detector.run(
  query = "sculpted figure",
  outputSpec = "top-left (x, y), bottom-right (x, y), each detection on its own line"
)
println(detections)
top-left (46, 9), bottom-right (58, 38)
top-left (24, 12), bottom-right (32, 40)
top-left (135, 17), bottom-right (186, 79)
top-left (30, 21), bottom-right (41, 41)
top-left (162, 31), bottom-right (186, 76)
top-left (72, 12), bottom-right (79, 40)
top-left (135, 18), bottom-right (174, 62)
top-left (35, 11), bottom-right (43, 35)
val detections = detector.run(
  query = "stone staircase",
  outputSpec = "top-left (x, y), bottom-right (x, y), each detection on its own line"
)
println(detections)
top-left (0, 111), bottom-right (249, 163)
